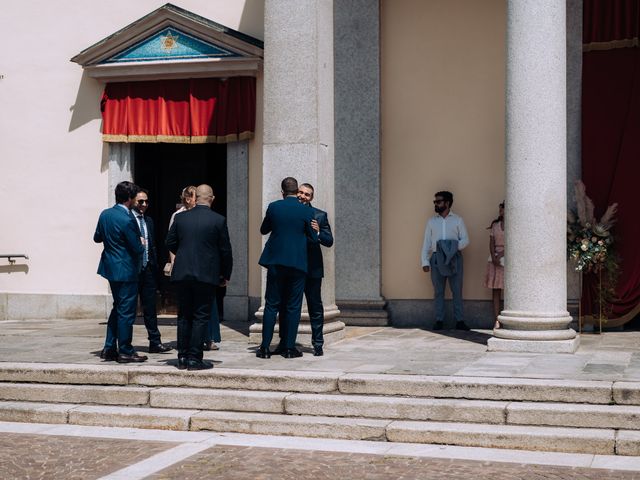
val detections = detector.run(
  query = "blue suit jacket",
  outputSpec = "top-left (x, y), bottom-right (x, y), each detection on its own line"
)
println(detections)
top-left (259, 196), bottom-right (318, 273)
top-left (94, 205), bottom-right (144, 282)
top-left (307, 205), bottom-right (333, 279)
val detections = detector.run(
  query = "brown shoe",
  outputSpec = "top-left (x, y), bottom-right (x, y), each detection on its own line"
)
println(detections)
top-left (116, 353), bottom-right (148, 363)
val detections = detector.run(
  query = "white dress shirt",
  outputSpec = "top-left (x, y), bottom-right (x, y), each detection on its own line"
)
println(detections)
top-left (421, 212), bottom-right (469, 267)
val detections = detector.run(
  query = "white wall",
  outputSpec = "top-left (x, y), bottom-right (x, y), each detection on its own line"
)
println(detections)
top-left (0, 1), bottom-right (264, 296)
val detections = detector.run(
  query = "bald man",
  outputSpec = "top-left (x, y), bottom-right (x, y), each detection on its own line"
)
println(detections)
top-left (166, 184), bottom-right (233, 371)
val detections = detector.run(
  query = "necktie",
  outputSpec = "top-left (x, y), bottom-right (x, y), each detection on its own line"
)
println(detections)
top-left (137, 215), bottom-right (149, 267)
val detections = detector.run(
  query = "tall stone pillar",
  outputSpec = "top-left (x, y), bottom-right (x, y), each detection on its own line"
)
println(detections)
top-left (487, 0), bottom-right (579, 353)
top-left (249, 0), bottom-right (345, 346)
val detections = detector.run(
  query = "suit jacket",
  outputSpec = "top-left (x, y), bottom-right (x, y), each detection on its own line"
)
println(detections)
top-left (94, 204), bottom-right (144, 282)
top-left (307, 205), bottom-right (334, 279)
top-left (258, 196), bottom-right (318, 273)
top-left (133, 213), bottom-right (158, 269)
top-left (166, 204), bottom-right (233, 285)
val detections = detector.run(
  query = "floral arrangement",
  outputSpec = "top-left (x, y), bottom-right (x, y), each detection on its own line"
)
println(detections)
top-left (567, 181), bottom-right (618, 275)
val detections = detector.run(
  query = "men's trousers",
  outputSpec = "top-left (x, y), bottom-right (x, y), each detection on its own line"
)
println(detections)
top-left (138, 264), bottom-right (162, 345)
top-left (261, 265), bottom-right (306, 350)
top-left (177, 281), bottom-right (215, 361)
top-left (206, 296), bottom-right (221, 344)
top-left (305, 277), bottom-right (324, 347)
top-left (105, 280), bottom-right (138, 356)
top-left (430, 255), bottom-right (464, 326)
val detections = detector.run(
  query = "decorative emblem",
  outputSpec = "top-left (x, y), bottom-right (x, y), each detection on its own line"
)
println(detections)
top-left (160, 31), bottom-right (179, 52)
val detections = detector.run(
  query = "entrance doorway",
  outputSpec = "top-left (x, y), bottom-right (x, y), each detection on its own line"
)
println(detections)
top-left (134, 143), bottom-right (227, 314)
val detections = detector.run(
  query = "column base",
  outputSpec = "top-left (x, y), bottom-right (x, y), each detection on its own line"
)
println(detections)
top-left (487, 336), bottom-right (580, 353)
top-left (250, 305), bottom-right (345, 347)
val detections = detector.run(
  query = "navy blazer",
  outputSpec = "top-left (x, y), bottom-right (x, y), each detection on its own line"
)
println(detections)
top-left (307, 205), bottom-right (334, 279)
top-left (166, 204), bottom-right (233, 285)
top-left (259, 196), bottom-right (318, 273)
top-left (94, 204), bottom-right (144, 282)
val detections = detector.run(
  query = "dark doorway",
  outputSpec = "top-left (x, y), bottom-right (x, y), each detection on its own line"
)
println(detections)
top-left (134, 143), bottom-right (227, 314)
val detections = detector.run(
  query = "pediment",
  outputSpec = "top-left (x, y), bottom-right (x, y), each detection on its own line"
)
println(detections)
top-left (71, 3), bottom-right (263, 81)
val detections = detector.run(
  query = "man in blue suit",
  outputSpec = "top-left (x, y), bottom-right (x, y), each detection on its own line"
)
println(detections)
top-left (94, 181), bottom-right (147, 363)
top-left (257, 177), bottom-right (318, 359)
top-left (297, 183), bottom-right (334, 356)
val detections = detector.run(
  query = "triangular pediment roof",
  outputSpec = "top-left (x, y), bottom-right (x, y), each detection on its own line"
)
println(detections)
top-left (71, 4), bottom-right (263, 81)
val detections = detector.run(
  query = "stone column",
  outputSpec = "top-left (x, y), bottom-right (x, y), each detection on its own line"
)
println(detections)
top-left (108, 143), bottom-right (134, 202)
top-left (488, 0), bottom-right (579, 353)
top-left (249, 0), bottom-right (345, 346)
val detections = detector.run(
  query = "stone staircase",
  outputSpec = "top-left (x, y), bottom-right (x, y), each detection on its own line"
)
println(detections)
top-left (1, 362), bottom-right (640, 455)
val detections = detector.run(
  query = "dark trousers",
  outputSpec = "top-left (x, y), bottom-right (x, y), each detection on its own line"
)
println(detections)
top-left (138, 264), bottom-right (161, 345)
top-left (105, 280), bottom-right (138, 356)
top-left (206, 296), bottom-right (221, 343)
top-left (262, 265), bottom-right (306, 350)
top-left (305, 277), bottom-right (324, 347)
top-left (177, 281), bottom-right (215, 361)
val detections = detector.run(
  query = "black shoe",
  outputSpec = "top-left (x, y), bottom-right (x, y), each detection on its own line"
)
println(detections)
top-left (282, 348), bottom-right (303, 359)
top-left (433, 321), bottom-right (443, 330)
top-left (272, 343), bottom-right (286, 355)
top-left (456, 321), bottom-right (470, 331)
top-left (116, 352), bottom-right (148, 363)
top-left (100, 348), bottom-right (118, 361)
top-left (149, 343), bottom-right (172, 353)
top-left (187, 359), bottom-right (213, 371)
top-left (177, 357), bottom-right (188, 370)
top-left (313, 346), bottom-right (324, 357)
top-left (256, 346), bottom-right (271, 359)
top-left (203, 341), bottom-right (212, 351)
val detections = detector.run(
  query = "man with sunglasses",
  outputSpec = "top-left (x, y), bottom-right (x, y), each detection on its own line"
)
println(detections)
top-left (421, 191), bottom-right (470, 331)
top-left (132, 189), bottom-right (172, 354)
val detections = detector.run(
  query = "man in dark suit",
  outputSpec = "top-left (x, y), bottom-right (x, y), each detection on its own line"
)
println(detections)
top-left (297, 183), bottom-right (334, 356)
top-left (94, 181), bottom-right (147, 363)
top-left (257, 177), bottom-right (318, 359)
top-left (132, 189), bottom-right (172, 354)
top-left (166, 184), bottom-right (233, 371)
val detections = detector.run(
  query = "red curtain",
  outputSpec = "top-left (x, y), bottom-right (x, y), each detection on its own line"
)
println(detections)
top-left (101, 77), bottom-right (256, 143)
top-left (582, 1), bottom-right (640, 319)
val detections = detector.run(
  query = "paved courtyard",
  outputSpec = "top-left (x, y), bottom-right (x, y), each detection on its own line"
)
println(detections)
top-left (2, 317), bottom-right (640, 478)
top-left (0, 317), bottom-right (639, 381)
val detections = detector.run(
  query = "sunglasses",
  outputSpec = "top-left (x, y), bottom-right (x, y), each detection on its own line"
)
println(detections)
top-left (137, 199), bottom-right (149, 205)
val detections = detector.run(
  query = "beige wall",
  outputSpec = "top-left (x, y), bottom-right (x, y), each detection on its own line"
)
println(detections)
top-left (0, 1), bottom-right (264, 296)
top-left (381, 0), bottom-right (506, 300)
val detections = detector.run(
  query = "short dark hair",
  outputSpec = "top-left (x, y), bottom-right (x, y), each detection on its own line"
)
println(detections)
top-left (435, 190), bottom-right (454, 207)
top-left (115, 181), bottom-right (139, 204)
top-left (299, 183), bottom-right (314, 195)
top-left (281, 177), bottom-right (298, 195)
top-left (137, 187), bottom-right (149, 196)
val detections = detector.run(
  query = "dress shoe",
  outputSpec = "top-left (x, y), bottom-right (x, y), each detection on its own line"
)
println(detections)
top-left (313, 346), bottom-right (324, 357)
top-left (433, 320), bottom-right (444, 330)
top-left (100, 348), bottom-right (118, 361)
top-left (203, 341), bottom-right (220, 351)
top-left (256, 346), bottom-right (271, 358)
top-left (149, 343), bottom-right (172, 353)
top-left (177, 357), bottom-right (188, 370)
top-left (282, 348), bottom-right (303, 359)
top-left (272, 343), bottom-right (286, 355)
top-left (116, 352), bottom-right (148, 363)
top-left (187, 359), bottom-right (213, 371)
top-left (455, 321), bottom-right (470, 331)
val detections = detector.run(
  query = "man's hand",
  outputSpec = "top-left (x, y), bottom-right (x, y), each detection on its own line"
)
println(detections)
top-left (140, 237), bottom-right (146, 246)
top-left (311, 219), bottom-right (320, 233)
top-left (219, 278), bottom-right (229, 287)
top-left (422, 266), bottom-right (430, 273)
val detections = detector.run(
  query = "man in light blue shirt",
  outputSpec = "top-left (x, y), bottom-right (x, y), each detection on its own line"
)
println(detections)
top-left (421, 191), bottom-right (469, 330)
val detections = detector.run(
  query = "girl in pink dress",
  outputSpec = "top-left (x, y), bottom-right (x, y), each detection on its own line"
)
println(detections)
top-left (484, 202), bottom-right (504, 329)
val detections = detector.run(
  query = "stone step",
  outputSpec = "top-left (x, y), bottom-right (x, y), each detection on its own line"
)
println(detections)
top-left (0, 400), bottom-right (631, 454)
top-left (2, 362), bottom-right (640, 406)
top-left (339, 310), bottom-right (389, 318)
top-left (4, 383), bottom-right (640, 432)
top-left (386, 420), bottom-right (616, 455)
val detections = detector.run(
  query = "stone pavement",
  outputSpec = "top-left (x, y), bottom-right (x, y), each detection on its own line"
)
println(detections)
top-left (0, 317), bottom-right (639, 381)
top-left (2, 422), bottom-right (640, 479)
